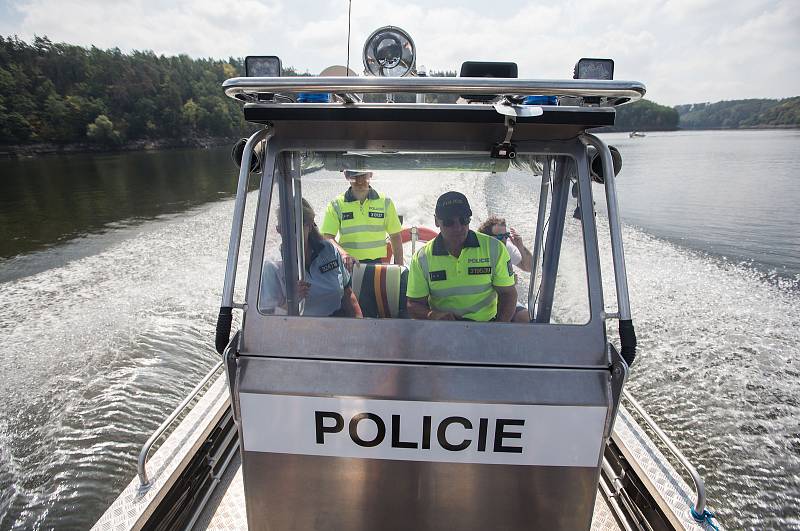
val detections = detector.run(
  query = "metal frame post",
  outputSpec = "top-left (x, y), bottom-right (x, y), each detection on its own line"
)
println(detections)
top-left (528, 157), bottom-right (551, 316)
top-left (533, 157), bottom-right (571, 323)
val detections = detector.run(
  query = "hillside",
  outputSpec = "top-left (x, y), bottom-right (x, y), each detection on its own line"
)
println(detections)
top-left (675, 98), bottom-right (800, 129)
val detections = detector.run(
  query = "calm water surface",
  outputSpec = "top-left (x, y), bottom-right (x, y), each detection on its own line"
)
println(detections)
top-left (0, 130), bottom-right (799, 530)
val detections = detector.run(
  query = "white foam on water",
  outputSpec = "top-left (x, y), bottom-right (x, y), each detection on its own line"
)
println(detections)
top-left (0, 194), bottom-right (256, 528)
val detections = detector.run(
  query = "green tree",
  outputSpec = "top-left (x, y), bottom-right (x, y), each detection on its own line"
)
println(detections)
top-left (86, 114), bottom-right (123, 145)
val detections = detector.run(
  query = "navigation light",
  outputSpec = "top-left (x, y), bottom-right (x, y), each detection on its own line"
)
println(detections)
top-left (363, 26), bottom-right (416, 77)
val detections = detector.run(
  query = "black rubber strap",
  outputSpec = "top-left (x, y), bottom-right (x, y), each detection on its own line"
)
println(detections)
top-left (215, 306), bottom-right (233, 355)
top-left (619, 319), bottom-right (637, 367)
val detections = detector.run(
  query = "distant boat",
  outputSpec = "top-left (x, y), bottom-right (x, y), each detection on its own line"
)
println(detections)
top-left (629, 131), bottom-right (646, 138)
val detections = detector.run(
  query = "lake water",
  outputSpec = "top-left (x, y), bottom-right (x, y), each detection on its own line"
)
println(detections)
top-left (0, 130), bottom-right (799, 529)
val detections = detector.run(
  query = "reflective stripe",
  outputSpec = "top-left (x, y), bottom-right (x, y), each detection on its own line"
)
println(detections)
top-left (417, 248), bottom-right (430, 279)
top-left (339, 224), bottom-right (388, 235)
top-left (437, 291), bottom-right (498, 316)
top-left (332, 200), bottom-right (342, 220)
top-left (430, 283), bottom-right (492, 298)
top-left (344, 240), bottom-right (388, 249)
top-left (385, 197), bottom-right (390, 212)
top-left (489, 237), bottom-right (500, 269)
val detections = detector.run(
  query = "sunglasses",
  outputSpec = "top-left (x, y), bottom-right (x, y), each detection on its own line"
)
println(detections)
top-left (495, 232), bottom-right (511, 241)
top-left (440, 216), bottom-right (471, 227)
top-left (345, 173), bottom-right (372, 181)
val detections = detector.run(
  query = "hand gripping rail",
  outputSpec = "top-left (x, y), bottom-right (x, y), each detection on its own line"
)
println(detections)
top-left (222, 76), bottom-right (646, 103)
top-left (580, 133), bottom-right (638, 366)
top-left (216, 128), bottom-right (273, 355)
top-left (138, 361), bottom-right (223, 488)
top-left (622, 390), bottom-right (708, 518)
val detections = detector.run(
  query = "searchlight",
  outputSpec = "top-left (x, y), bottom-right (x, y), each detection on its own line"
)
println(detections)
top-left (363, 26), bottom-right (416, 77)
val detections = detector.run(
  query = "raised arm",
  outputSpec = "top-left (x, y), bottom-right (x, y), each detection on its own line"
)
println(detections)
top-left (510, 228), bottom-right (533, 273)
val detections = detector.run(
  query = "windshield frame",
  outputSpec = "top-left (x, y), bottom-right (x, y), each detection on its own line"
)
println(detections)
top-left (241, 127), bottom-right (607, 368)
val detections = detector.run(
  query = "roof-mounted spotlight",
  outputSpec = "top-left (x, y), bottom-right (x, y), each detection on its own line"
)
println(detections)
top-left (572, 58), bottom-right (615, 106)
top-left (363, 26), bottom-right (416, 77)
top-left (245, 56), bottom-right (282, 77)
top-left (459, 61), bottom-right (518, 103)
top-left (241, 56), bottom-right (282, 102)
top-left (573, 58), bottom-right (614, 80)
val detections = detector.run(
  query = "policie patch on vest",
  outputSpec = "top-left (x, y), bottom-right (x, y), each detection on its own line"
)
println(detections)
top-left (368, 211), bottom-right (385, 219)
top-left (429, 270), bottom-right (447, 281)
top-left (507, 259), bottom-right (514, 276)
top-left (319, 260), bottom-right (340, 274)
top-left (468, 266), bottom-right (492, 275)
top-left (341, 212), bottom-right (354, 221)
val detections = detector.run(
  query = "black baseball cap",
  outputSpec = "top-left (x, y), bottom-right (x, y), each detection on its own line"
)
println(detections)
top-left (435, 191), bottom-right (472, 219)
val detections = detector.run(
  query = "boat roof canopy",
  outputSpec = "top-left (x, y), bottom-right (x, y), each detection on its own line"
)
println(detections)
top-left (222, 76), bottom-right (644, 134)
top-left (222, 76), bottom-right (645, 102)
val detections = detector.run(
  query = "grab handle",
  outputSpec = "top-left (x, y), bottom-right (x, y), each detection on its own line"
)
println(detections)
top-left (580, 134), bottom-right (637, 366)
top-left (216, 128), bottom-right (273, 354)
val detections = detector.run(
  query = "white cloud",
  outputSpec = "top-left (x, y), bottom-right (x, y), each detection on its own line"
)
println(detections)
top-left (1, 0), bottom-right (797, 105)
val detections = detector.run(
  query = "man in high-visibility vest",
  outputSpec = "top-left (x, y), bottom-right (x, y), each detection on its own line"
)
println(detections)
top-left (406, 191), bottom-right (517, 322)
top-left (321, 170), bottom-right (404, 269)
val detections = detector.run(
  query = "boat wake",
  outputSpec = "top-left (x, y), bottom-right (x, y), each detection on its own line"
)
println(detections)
top-left (0, 171), bottom-right (798, 529)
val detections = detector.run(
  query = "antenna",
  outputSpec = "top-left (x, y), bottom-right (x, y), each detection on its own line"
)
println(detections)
top-left (346, 0), bottom-right (352, 76)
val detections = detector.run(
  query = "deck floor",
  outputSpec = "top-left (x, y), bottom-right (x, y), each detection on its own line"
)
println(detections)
top-left (193, 454), bottom-right (624, 531)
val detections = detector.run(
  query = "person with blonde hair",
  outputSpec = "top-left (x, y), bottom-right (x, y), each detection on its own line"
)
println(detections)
top-left (478, 216), bottom-right (533, 323)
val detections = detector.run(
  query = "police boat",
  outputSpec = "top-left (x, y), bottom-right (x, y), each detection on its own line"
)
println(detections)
top-left (94, 27), bottom-right (721, 531)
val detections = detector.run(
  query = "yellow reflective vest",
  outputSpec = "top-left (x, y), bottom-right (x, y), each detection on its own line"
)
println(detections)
top-left (321, 187), bottom-right (402, 261)
top-left (407, 231), bottom-right (515, 321)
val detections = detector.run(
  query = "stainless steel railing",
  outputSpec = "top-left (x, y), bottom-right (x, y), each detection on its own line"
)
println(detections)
top-left (621, 389), bottom-right (707, 516)
top-left (580, 134), bottom-right (632, 321)
top-left (137, 361), bottom-right (224, 488)
top-left (222, 76), bottom-right (646, 102)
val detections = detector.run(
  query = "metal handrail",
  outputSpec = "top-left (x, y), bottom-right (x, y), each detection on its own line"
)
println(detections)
top-left (580, 134), bottom-right (632, 321)
top-left (222, 128), bottom-right (271, 308)
top-left (621, 389), bottom-right (707, 516)
top-left (137, 361), bottom-right (224, 488)
top-left (223, 76), bottom-right (646, 103)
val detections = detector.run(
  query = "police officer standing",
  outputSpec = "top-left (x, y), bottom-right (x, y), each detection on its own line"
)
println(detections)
top-left (321, 170), bottom-right (404, 269)
top-left (406, 192), bottom-right (517, 322)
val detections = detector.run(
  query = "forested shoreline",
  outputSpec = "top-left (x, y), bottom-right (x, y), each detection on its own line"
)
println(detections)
top-left (1, 36), bottom-right (797, 156)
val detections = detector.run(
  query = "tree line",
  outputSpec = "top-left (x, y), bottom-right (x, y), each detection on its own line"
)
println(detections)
top-left (675, 98), bottom-right (800, 129)
top-left (0, 35), bottom-right (256, 146)
top-left (1, 36), bottom-right (797, 148)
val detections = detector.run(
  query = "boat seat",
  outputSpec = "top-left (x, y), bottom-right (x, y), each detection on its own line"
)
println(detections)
top-left (351, 264), bottom-right (408, 318)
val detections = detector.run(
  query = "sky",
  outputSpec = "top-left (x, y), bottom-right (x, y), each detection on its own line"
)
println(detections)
top-left (1, 0), bottom-right (798, 106)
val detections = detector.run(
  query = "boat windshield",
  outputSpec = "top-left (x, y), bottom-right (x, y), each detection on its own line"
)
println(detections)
top-left (257, 150), bottom-right (591, 325)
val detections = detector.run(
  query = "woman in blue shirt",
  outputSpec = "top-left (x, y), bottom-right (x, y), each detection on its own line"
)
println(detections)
top-left (260, 199), bottom-right (362, 318)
